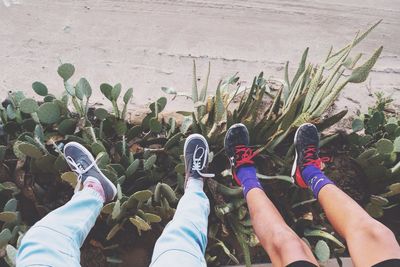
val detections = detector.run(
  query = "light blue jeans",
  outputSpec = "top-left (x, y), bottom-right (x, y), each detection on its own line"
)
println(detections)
top-left (16, 179), bottom-right (209, 267)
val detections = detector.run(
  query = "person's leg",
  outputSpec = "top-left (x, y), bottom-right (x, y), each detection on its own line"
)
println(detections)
top-left (293, 123), bottom-right (400, 267)
top-left (319, 185), bottom-right (400, 266)
top-left (151, 134), bottom-right (213, 267)
top-left (151, 178), bottom-right (209, 267)
top-left (17, 142), bottom-right (117, 267)
top-left (225, 123), bottom-right (318, 267)
top-left (17, 187), bottom-right (103, 267)
top-left (247, 189), bottom-right (318, 266)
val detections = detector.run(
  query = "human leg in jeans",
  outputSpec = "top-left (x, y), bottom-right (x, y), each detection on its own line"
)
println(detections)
top-left (17, 142), bottom-right (117, 267)
top-left (292, 123), bottom-right (400, 267)
top-left (151, 134), bottom-right (214, 267)
top-left (225, 124), bottom-right (318, 267)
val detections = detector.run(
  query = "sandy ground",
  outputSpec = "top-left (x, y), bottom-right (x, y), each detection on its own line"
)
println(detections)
top-left (1, 0), bottom-right (399, 120)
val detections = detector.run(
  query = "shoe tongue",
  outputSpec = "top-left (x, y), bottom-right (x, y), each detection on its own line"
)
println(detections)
top-left (77, 158), bottom-right (91, 170)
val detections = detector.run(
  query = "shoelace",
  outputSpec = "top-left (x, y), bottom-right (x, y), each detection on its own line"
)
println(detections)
top-left (234, 145), bottom-right (258, 168)
top-left (65, 156), bottom-right (96, 193)
top-left (192, 145), bottom-right (214, 178)
top-left (303, 145), bottom-right (330, 169)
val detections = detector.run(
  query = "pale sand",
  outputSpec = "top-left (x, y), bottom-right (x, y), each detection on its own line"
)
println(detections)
top-left (1, 0), bottom-right (399, 121)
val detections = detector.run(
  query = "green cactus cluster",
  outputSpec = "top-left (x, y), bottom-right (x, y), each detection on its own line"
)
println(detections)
top-left (346, 93), bottom-right (400, 221)
top-left (0, 21), bottom-right (389, 266)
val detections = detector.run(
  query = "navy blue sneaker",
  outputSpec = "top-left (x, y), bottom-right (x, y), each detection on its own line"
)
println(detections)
top-left (183, 134), bottom-right (214, 188)
top-left (64, 142), bottom-right (117, 202)
top-left (224, 123), bottom-right (258, 185)
top-left (292, 123), bottom-right (328, 188)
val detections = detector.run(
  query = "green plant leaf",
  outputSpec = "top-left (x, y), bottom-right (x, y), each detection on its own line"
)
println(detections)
top-left (370, 195), bottom-right (389, 206)
top-left (57, 63), bottom-right (75, 81)
top-left (111, 83), bottom-right (122, 100)
top-left (0, 228), bottom-right (12, 249)
top-left (347, 46), bottom-right (383, 83)
top-left (352, 118), bottom-right (364, 132)
top-left (101, 202), bottom-right (115, 214)
top-left (19, 98), bottom-right (39, 114)
top-left (37, 102), bottom-right (61, 124)
top-left (5, 244), bottom-right (17, 267)
top-left (304, 229), bottom-right (345, 248)
top-left (94, 108), bottom-right (109, 121)
top-left (115, 120), bottom-right (127, 136)
top-left (0, 212), bottom-right (17, 223)
top-left (160, 183), bottom-right (178, 203)
top-left (64, 81), bottom-right (75, 96)
top-left (315, 240), bottom-right (330, 262)
top-left (149, 118), bottom-right (162, 133)
top-left (76, 77), bottom-right (92, 99)
top-left (256, 173), bottom-right (294, 183)
top-left (199, 62), bottom-right (211, 101)
top-left (144, 154), bottom-right (157, 170)
top-left (58, 119), bottom-right (77, 135)
top-left (393, 137), bottom-right (400, 152)
top-left (192, 60), bottom-right (199, 102)
top-left (100, 83), bottom-right (113, 100)
top-left (164, 133), bottom-right (183, 150)
top-left (123, 88), bottom-right (133, 104)
top-left (130, 215), bottom-right (151, 235)
top-left (61, 172), bottom-right (78, 187)
top-left (18, 142), bottom-right (43, 159)
top-left (111, 199), bottom-right (121, 219)
top-left (365, 202), bottom-right (383, 218)
top-left (143, 213), bottom-right (162, 223)
top-left (32, 81), bottom-right (48, 96)
top-left (126, 159), bottom-right (140, 177)
top-left (133, 190), bottom-right (153, 202)
top-left (376, 138), bottom-right (394, 154)
top-left (106, 223), bottom-right (122, 241)
top-left (180, 116), bottom-right (193, 134)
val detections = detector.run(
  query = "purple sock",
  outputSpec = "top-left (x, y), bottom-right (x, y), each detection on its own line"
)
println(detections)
top-left (301, 165), bottom-right (334, 198)
top-left (237, 165), bottom-right (263, 197)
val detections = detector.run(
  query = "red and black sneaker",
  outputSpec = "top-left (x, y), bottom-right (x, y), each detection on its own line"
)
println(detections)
top-left (291, 123), bottom-right (329, 188)
top-left (224, 123), bottom-right (258, 185)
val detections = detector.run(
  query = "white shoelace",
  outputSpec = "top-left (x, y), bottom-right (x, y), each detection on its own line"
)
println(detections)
top-left (65, 156), bottom-right (96, 193)
top-left (192, 145), bottom-right (214, 178)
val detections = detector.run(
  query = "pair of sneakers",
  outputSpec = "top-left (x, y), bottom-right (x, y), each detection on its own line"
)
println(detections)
top-left (224, 123), bottom-right (324, 189)
top-left (63, 123), bottom-right (323, 202)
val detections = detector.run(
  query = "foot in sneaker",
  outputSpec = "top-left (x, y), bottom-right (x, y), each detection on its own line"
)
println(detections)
top-left (224, 123), bottom-right (262, 197)
top-left (292, 123), bottom-right (333, 198)
top-left (64, 142), bottom-right (117, 202)
top-left (183, 134), bottom-right (214, 189)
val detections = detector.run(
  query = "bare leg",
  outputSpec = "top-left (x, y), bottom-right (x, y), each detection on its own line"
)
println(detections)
top-left (318, 184), bottom-right (400, 266)
top-left (225, 123), bottom-right (318, 267)
top-left (247, 188), bottom-right (318, 267)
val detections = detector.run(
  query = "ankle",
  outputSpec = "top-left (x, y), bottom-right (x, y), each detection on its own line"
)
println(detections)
top-left (301, 166), bottom-right (334, 198)
top-left (83, 177), bottom-right (106, 202)
top-left (236, 165), bottom-right (262, 197)
top-left (185, 177), bottom-right (204, 192)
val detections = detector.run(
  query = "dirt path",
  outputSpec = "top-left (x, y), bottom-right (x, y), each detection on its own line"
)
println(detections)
top-left (1, 0), bottom-right (399, 117)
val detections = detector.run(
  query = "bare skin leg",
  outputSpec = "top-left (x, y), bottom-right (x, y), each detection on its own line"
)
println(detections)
top-left (247, 188), bottom-right (318, 267)
top-left (318, 184), bottom-right (400, 267)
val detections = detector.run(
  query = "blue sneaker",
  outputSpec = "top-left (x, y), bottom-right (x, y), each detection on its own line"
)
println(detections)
top-left (64, 142), bottom-right (117, 202)
top-left (183, 134), bottom-right (214, 188)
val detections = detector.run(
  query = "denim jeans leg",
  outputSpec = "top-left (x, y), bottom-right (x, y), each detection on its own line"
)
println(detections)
top-left (17, 188), bottom-right (103, 267)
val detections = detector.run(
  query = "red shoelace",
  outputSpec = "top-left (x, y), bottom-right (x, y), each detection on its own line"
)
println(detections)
top-left (235, 145), bottom-right (258, 168)
top-left (303, 145), bottom-right (330, 169)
